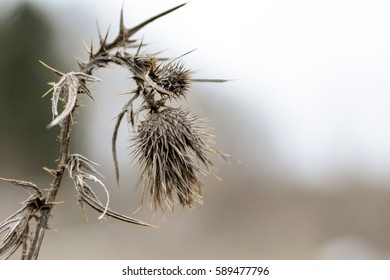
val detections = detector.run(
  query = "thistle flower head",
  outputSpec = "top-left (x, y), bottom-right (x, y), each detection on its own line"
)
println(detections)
top-left (131, 107), bottom-right (217, 210)
top-left (150, 61), bottom-right (191, 99)
top-left (133, 55), bottom-right (157, 74)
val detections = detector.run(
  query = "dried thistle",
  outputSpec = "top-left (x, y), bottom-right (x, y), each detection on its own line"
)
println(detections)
top-left (1, 3), bottom-right (230, 259)
top-left (111, 52), bottom-right (229, 210)
top-left (149, 60), bottom-right (191, 100)
top-left (131, 107), bottom-right (218, 210)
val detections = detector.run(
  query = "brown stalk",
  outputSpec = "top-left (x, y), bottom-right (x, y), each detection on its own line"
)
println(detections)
top-left (24, 115), bottom-right (71, 259)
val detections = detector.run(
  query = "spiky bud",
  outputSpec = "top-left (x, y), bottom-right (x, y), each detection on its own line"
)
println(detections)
top-left (150, 61), bottom-right (191, 99)
top-left (131, 107), bottom-right (216, 210)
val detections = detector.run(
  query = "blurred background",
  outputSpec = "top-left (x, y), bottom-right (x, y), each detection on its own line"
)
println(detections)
top-left (1, 0), bottom-right (390, 259)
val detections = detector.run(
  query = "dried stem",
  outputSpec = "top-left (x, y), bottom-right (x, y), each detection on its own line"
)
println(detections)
top-left (25, 114), bottom-right (72, 259)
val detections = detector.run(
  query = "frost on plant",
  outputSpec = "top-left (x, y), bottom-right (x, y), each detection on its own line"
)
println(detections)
top-left (0, 3), bottom-right (229, 259)
top-left (0, 178), bottom-right (43, 259)
top-left (46, 72), bottom-right (100, 128)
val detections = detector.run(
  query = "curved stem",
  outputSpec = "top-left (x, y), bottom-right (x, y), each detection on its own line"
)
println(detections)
top-left (25, 116), bottom-right (72, 260)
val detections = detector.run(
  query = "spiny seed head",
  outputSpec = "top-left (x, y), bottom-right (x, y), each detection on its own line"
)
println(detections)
top-left (131, 107), bottom-right (216, 210)
top-left (150, 61), bottom-right (191, 99)
top-left (133, 55), bottom-right (157, 74)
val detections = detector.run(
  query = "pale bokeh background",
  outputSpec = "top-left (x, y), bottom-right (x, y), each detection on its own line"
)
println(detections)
top-left (1, 0), bottom-right (390, 259)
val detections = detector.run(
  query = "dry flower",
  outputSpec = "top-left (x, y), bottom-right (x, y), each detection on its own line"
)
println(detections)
top-left (149, 60), bottom-right (191, 100)
top-left (131, 107), bottom-right (218, 210)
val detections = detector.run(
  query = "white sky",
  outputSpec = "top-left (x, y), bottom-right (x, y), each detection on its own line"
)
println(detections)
top-left (2, 0), bottom-right (390, 181)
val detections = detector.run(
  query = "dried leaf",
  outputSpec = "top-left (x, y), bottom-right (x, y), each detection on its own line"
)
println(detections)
top-left (47, 72), bottom-right (100, 128)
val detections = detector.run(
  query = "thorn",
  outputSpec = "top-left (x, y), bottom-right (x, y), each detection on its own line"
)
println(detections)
top-left (124, 3), bottom-right (188, 39)
top-left (96, 23), bottom-right (111, 55)
top-left (81, 38), bottom-right (91, 54)
top-left (47, 201), bottom-right (65, 206)
top-left (90, 37), bottom-right (94, 58)
top-left (119, 5), bottom-right (126, 39)
top-left (74, 55), bottom-right (86, 70)
top-left (153, 48), bottom-right (168, 56)
top-left (41, 87), bottom-right (53, 98)
top-left (135, 35), bottom-right (144, 56)
top-left (156, 57), bottom-right (170, 62)
top-left (117, 90), bottom-right (137, 96)
top-left (42, 166), bottom-right (57, 176)
top-left (170, 48), bottom-right (197, 63)
top-left (38, 60), bottom-right (64, 76)
top-left (96, 19), bottom-right (103, 42)
top-left (102, 25), bottom-right (111, 47)
top-left (191, 78), bottom-right (233, 83)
